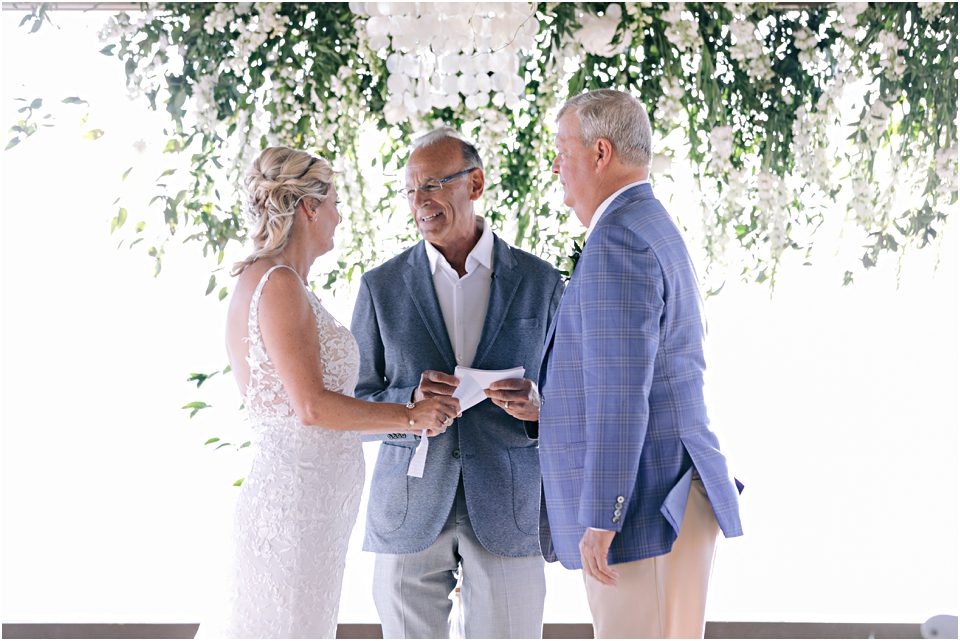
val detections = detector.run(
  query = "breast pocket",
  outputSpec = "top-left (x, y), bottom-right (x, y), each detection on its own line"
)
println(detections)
top-left (505, 317), bottom-right (541, 330)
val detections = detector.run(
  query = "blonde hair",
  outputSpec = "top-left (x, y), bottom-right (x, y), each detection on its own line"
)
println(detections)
top-left (231, 146), bottom-right (335, 276)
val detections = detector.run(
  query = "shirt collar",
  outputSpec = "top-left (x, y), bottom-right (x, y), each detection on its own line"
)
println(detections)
top-left (424, 216), bottom-right (493, 275)
top-left (585, 180), bottom-right (650, 240)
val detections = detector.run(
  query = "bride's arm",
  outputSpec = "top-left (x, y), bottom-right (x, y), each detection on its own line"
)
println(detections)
top-left (258, 268), bottom-right (457, 435)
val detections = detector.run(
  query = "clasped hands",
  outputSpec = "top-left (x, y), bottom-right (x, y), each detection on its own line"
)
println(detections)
top-left (414, 370), bottom-right (541, 422)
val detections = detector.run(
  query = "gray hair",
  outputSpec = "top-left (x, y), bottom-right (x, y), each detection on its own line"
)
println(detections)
top-left (411, 126), bottom-right (484, 171)
top-left (558, 89), bottom-right (652, 168)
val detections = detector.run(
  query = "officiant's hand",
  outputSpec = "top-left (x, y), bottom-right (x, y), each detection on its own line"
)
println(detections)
top-left (485, 378), bottom-right (540, 421)
top-left (580, 528), bottom-right (619, 586)
top-left (413, 370), bottom-right (460, 402)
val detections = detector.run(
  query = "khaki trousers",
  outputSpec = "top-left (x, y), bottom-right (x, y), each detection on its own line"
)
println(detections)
top-left (583, 479), bottom-right (720, 639)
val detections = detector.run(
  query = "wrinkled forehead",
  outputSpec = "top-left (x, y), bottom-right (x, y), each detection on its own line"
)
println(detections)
top-left (405, 140), bottom-right (463, 184)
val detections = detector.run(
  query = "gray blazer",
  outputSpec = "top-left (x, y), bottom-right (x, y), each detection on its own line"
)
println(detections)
top-left (351, 234), bottom-right (563, 557)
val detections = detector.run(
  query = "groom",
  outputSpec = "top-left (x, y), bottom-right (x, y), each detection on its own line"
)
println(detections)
top-left (352, 127), bottom-right (563, 638)
top-left (534, 89), bottom-right (744, 638)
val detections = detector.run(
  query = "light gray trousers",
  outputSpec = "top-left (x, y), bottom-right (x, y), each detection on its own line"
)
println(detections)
top-left (372, 478), bottom-right (546, 639)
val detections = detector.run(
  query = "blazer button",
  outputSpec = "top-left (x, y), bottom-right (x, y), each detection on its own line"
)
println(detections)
top-left (614, 508), bottom-right (622, 517)
top-left (611, 516), bottom-right (620, 523)
top-left (616, 496), bottom-right (625, 504)
top-left (452, 449), bottom-right (460, 459)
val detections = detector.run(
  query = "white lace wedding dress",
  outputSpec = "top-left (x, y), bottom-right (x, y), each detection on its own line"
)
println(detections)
top-left (220, 264), bottom-right (364, 638)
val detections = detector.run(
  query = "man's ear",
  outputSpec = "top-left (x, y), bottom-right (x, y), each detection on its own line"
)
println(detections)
top-left (595, 138), bottom-right (614, 171)
top-left (469, 168), bottom-right (486, 201)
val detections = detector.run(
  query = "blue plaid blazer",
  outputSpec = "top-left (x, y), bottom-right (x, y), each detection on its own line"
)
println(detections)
top-left (533, 183), bottom-right (743, 569)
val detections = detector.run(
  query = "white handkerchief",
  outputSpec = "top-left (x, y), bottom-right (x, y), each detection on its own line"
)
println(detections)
top-left (407, 429), bottom-right (428, 478)
top-left (452, 366), bottom-right (526, 413)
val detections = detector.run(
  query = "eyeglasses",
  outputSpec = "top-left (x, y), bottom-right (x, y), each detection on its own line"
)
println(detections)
top-left (401, 167), bottom-right (478, 200)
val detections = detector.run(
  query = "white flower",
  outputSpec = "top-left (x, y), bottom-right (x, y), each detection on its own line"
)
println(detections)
top-left (710, 126), bottom-right (734, 161)
top-left (132, 139), bottom-right (147, 153)
top-left (934, 144), bottom-right (958, 198)
top-left (919, 2), bottom-right (944, 22)
top-left (203, 3), bottom-right (234, 35)
top-left (729, 18), bottom-right (774, 82)
top-left (655, 76), bottom-right (684, 128)
top-left (573, 3), bottom-right (631, 57)
top-left (874, 30), bottom-right (907, 81)
top-left (837, 3), bottom-right (869, 40)
top-left (660, 5), bottom-right (700, 53)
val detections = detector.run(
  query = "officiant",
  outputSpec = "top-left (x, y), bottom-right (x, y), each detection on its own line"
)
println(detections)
top-left (351, 127), bottom-right (562, 639)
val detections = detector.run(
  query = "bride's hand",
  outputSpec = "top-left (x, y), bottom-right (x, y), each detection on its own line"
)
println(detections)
top-left (405, 397), bottom-right (461, 437)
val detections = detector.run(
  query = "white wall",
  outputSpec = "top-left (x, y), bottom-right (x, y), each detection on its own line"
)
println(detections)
top-left (2, 11), bottom-right (956, 625)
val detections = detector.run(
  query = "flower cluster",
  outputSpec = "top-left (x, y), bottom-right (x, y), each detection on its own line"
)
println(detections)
top-left (354, 3), bottom-right (537, 124)
top-left (920, 3), bottom-right (945, 22)
top-left (659, 5), bottom-right (700, 54)
top-left (755, 170), bottom-right (789, 259)
top-left (654, 75), bottom-right (685, 129)
top-left (836, 3), bottom-right (869, 40)
top-left (572, 4), bottom-right (631, 58)
top-left (873, 30), bottom-right (908, 81)
top-left (935, 145), bottom-right (959, 200)
top-left (728, 16), bottom-right (774, 82)
top-left (793, 26), bottom-right (825, 74)
top-left (708, 126), bottom-right (734, 175)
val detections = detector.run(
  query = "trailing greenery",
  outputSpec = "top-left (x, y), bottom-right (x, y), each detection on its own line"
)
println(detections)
top-left (94, 2), bottom-right (956, 293)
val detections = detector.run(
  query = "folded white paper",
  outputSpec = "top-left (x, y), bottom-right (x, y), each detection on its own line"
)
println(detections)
top-left (407, 429), bottom-right (428, 478)
top-left (406, 366), bottom-right (525, 478)
top-left (452, 366), bottom-right (526, 413)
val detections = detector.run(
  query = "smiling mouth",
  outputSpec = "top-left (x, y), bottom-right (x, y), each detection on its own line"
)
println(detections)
top-left (420, 211), bottom-right (443, 223)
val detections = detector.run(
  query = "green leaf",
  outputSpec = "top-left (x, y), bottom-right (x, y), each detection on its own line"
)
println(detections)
top-left (121, 167), bottom-right (133, 181)
top-left (218, 287), bottom-right (229, 301)
top-left (61, 96), bottom-right (87, 105)
top-left (99, 44), bottom-right (116, 56)
top-left (29, 98), bottom-right (42, 109)
top-left (5, 138), bottom-right (20, 151)
top-left (205, 274), bottom-right (216, 295)
top-left (84, 129), bottom-right (105, 140)
top-left (204, 437), bottom-right (220, 445)
top-left (842, 271), bottom-right (854, 286)
top-left (239, 441), bottom-right (251, 449)
top-left (182, 401), bottom-right (211, 418)
top-left (110, 207), bottom-right (127, 233)
top-left (215, 442), bottom-right (232, 450)
top-left (158, 168), bottom-right (176, 178)
top-left (233, 478), bottom-right (244, 486)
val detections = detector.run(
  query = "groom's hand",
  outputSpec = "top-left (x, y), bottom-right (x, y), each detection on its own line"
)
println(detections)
top-left (485, 378), bottom-right (540, 421)
top-left (580, 528), bottom-right (619, 586)
top-left (413, 370), bottom-right (460, 402)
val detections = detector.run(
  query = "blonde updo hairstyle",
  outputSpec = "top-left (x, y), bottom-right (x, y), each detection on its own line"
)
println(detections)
top-left (231, 146), bottom-right (335, 276)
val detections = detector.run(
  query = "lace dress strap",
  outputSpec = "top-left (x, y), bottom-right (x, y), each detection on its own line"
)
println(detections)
top-left (247, 264), bottom-right (302, 364)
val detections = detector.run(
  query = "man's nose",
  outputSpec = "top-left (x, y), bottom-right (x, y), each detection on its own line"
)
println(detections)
top-left (551, 156), bottom-right (560, 174)
top-left (411, 188), bottom-right (431, 209)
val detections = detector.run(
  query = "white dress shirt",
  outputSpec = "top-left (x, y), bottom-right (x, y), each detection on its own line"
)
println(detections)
top-left (585, 180), bottom-right (650, 241)
top-left (423, 216), bottom-right (493, 367)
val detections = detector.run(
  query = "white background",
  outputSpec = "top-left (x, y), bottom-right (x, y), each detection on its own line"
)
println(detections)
top-left (2, 11), bottom-right (956, 625)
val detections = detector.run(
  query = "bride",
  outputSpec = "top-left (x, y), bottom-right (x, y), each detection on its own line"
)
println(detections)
top-left (217, 146), bottom-right (459, 638)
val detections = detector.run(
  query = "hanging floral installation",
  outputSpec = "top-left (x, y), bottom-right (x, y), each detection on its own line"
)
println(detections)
top-left (96, 2), bottom-right (958, 292)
